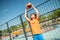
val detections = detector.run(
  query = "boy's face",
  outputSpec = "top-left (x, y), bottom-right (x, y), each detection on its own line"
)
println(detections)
top-left (31, 14), bottom-right (35, 19)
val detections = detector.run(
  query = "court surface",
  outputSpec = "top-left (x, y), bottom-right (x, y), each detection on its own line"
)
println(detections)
top-left (3, 24), bottom-right (60, 40)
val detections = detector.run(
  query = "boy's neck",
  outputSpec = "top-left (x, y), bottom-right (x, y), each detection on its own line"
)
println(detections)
top-left (32, 18), bottom-right (35, 20)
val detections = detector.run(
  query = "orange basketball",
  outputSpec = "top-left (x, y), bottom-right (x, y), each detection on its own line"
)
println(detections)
top-left (26, 3), bottom-right (32, 9)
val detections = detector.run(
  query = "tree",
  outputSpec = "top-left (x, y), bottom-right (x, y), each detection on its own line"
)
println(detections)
top-left (53, 9), bottom-right (60, 17)
top-left (0, 30), bottom-right (2, 40)
top-left (39, 15), bottom-right (46, 22)
top-left (47, 9), bottom-right (60, 19)
top-left (23, 21), bottom-right (27, 27)
top-left (10, 25), bottom-right (19, 32)
top-left (4, 29), bottom-right (8, 33)
top-left (18, 24), bottom-right (22, 28)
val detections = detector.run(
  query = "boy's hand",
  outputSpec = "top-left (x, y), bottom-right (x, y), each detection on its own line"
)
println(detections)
top-left (31, 4), bottom-right (34, 8)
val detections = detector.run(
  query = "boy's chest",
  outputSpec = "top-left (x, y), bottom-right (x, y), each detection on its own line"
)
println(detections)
top-left (30, 19), bottom-right (39, 24)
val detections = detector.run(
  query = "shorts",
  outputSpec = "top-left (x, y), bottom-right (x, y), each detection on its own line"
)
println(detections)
top-left (33, 34), bottom-right (44, 40)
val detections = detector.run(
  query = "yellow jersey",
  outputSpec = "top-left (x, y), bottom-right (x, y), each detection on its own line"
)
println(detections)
top-left (29, 18), bottom-right (42, 34)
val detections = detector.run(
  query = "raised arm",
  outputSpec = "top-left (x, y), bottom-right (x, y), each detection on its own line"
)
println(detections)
top-left (32, 4), bottom-right (40, 18)
top-left (25, 8), bottom-right (31, 22)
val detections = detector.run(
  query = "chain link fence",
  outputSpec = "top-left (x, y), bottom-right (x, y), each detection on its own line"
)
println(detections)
top-left (0, 0), bottom-right (60, 40)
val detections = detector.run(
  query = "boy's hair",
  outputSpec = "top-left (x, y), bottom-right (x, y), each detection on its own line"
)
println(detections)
top-left (30, 13), bottom-right (37, 20)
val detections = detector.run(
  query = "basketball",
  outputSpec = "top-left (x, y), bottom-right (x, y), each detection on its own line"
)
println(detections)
top-left (26, 3), bottom-right (32, 9)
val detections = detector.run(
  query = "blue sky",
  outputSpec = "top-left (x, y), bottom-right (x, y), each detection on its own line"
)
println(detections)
top-left (0, 0), bottom-right (46, 25)
top-left (0, 0), bottom-right (60, 30)
top-left (0, 0), bottom-right (47, 30)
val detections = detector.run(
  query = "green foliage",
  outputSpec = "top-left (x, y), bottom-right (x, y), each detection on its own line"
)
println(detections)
top-left (18, 24), bottom-right (22, 28)
top-left (39, 15), bottom-right (46, 22)
top-left (4, 29), bottom-right (8, 33)
top-left (23, 21), bottom-right (27, 27)
top-left (0, 30), bottom-right (2, 36)
top-left (10, 25), bottom-right (19, 32)
top-left (0, 30), bottom-right (2, 33)
top-left (53, 9), bottom-right (60, 17)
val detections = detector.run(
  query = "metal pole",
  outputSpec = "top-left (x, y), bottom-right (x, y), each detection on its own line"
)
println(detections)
top-left (19, 15), bottom-right (28, 40)
top-left (27, 14), bottom-right (34, 40)
top-left (28, 23), bottom-right (34, 40)
top-left (6, 22), bottom-right (12, 40)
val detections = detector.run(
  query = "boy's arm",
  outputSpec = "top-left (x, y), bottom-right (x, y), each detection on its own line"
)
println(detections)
top-left (25, 9), bottom-right (31, 22)
top-left (32, 4), bottom-right (39, 18)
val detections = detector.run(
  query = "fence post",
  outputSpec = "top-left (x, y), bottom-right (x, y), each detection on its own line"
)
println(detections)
top-left (19, 15), bottom-right (28, 40)
top-left (27, 14), bottom-right (34, 40)
top-left (28, 23), bottom-right (34, 40)
top-left (6, 22), bottom-right (12, 40)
